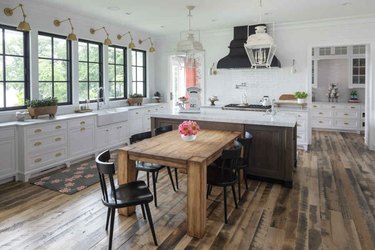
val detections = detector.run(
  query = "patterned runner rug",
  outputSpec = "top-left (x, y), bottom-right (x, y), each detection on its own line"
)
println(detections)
top-left (32, 158), bottom-right (98, 195)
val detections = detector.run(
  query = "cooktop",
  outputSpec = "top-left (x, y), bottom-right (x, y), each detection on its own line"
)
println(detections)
top-left (222, 104), bottom-right (272, 111)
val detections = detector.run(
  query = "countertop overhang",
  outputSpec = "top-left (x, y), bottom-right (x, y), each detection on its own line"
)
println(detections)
top-left (151, 108), bottom-right (297, 128)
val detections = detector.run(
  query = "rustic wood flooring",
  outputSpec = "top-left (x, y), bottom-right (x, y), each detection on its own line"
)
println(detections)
top-left (0, 131), bottom-right (374, 250)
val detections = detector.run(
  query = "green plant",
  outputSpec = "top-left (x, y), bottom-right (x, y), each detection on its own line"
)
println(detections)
top-left (26, 97), bottom-right (58, 107)
top-left (350, 90), bottom-right (357, 95)
top-left (129, 93), bottom-right (143, 98)
top-left (294, 91), bottom-right (308, 99)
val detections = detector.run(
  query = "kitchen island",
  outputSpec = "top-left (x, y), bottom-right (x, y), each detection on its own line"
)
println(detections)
top-left (151, 108), bottom-right (297, 187)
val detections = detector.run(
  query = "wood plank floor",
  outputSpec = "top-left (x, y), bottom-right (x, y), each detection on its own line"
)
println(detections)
top-left (0, 131), bottom-right (374, 250)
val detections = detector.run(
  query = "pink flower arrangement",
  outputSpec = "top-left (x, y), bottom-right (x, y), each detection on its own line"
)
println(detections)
top-left (178, 120), bottom-right (200, 136)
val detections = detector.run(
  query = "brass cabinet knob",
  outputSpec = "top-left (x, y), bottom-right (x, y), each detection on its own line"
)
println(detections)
top-left (55, 125), bottom-right (62, 129)
top-left (55, 152), bottom-right (62, 157)
top-left (80, 127), bottom-right (86, 132)
top-left (34, 158), bottom-right (42, 163)
top-left (34, 129), bottom-right (42, 133)
top-left (80, 121), bottom-right (85, 125)
top-left (55, 137), bottom-right (62, 142)
top-left (34, 141), bottom-right (42, 146)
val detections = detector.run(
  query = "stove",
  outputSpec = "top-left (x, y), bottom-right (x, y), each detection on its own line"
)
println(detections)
top-left (222, 104), bottom-right (272, 112)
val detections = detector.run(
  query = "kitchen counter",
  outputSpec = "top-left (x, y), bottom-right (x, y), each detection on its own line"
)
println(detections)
top-left (151, 107), bottom-right (297, 127)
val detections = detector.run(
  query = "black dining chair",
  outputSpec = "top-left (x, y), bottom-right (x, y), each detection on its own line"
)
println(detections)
top-left (154, 125), bottom-right (179, 189)
top-left (130, 131), bottom-right (177, 207)
top-left (95, 150), bottom-right (158, 249)
top-left (236, 131), bottom-right (253, 200)
top-left (207, 141), bottom-right (242, 223)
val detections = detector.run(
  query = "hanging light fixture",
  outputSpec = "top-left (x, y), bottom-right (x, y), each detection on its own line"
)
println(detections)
top-left (176, 6), bottom-right (204, 53)
top-left (90, 26), bottom-right (112, 45)
top-left (3, 4), bottom-right (31, 31)
top-left (117, 31), bottom-right (135, 49)
top-left (53, 18), bottom-right (77, 41)
top-left (244, 0), bottom-right (276, 68)
top-left (138, 37), bottom-right (156, 53)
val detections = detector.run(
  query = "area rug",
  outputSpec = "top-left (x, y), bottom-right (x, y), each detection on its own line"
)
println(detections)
top-left (32, 158), bottom-right (99, 195)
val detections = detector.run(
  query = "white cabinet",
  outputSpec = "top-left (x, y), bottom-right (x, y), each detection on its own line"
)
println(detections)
top-left (278, 110), bottom-right (309, 151)
top-left (96, 121), bottom-right (128, 151)
top-left (18, 120), bottom-right (68, 181)
top-left (311, 102), bottom-right (363, 132)
top-left (349, 45), bottom-right (367, 88)
top-left (0, 127), bottom-right (16, 181)
top-left (128, 104), bottom-right (166, 136)
top-left (68, 116), bottom-right (95, 159)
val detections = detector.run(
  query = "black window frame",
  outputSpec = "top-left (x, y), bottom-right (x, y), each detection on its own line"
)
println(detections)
top-left (38, 31), bottom-right (72, 105)
top-left (131, 49), bottom-right (146, 97)
top-left (78, 39), bottom-right (103, 103)
top-left (108, 45), bottom-right (127, 100)
top-left (0, 24), bottom-right (30, 111)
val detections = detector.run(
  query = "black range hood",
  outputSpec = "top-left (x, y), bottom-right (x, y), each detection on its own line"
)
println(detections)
top-left (217, 25), bottom-right (281, 69)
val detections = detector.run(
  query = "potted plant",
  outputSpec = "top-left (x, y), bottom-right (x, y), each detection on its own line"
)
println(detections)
top-left (127, 93), bottom-right (143, 106)
top-left (178, 120), bottom-right (200, 141)
top-left (26, 97), bottom-right (58, 119)
top-left (153, 91), bottom-right (161, 103)
top-left (294, 91), bottom-right (308, 104)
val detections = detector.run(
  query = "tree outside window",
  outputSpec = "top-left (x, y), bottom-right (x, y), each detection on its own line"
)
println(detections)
top-left (78, 40), bottom-right (102, 102)
top-left (108, 45), bottom-right (127, 100)
top-left (131, 49), bottom-right (146, 97)
top-left (0, 25), bottom-right (29, 110)
top-left (38, 32), bottom-right (72, 104)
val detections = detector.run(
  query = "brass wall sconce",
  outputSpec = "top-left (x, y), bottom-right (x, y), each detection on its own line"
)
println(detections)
top-left (139, 37), bottom-right (156, 53)
top-left (3, 4), bottom-right (31, 31)
top-left (53, 18), bottom-right (77, 41)
top-left (117, 31), bottom-right (135, 49)
top-left (90, 26), bottom-right (112, 45)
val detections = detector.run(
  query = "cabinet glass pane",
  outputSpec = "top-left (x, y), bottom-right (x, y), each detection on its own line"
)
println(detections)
top-left (359, 76), bottom-right (365, 84)
top-left (352, 76), bottom-right (358, 84)
top-left (353, 67), bottom-right (358, 75)
top-left (353, 59), bottom-right (359, 66)
top-left (359, 59), bottom-right (365, 66)
top-left (360, 67), bottom-right (365, 75)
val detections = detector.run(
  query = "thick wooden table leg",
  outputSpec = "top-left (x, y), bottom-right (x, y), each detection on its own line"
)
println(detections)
top-left (187, 157), bottom-right (207, 238)
top-left (117, 148), bottom-right (136, 216)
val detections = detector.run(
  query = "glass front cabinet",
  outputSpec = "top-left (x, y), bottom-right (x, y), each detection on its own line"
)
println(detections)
top-left (349, 45), bottom-right (366, 88)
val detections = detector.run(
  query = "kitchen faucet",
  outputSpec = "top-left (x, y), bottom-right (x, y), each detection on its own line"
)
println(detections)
top-left (97, 87), bottom-right (105, 110)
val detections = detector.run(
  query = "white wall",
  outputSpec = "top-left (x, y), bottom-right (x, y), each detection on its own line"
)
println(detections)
top-left (154, 17), bottom-right (375, 150)
top-left (0, 0), bottom-right (156, 121)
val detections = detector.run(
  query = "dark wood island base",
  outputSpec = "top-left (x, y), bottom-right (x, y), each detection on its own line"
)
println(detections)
top-left (152, 117), bottom-right (297, 188)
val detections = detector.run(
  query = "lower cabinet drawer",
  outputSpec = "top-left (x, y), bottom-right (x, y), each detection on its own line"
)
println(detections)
top-left (335, 110), bottom-right (359, 119)
top-left (312, 118), bottom-right (333, 127)
top-left (29, 147), bottom-right (67, 170)
top-left (334, 119), bottom-right (359, 129)
top-left (27, 133), bottom-right (66, 152)
top-left (312, 110), bottom-right (333, 118)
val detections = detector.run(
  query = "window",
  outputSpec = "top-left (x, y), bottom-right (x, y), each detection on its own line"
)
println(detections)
top-left (78, 39), bottom-right (102, 102)
top-left (131, 49), bottom-right (146, 97)
top-left (108, 45), bottom-right (127, 100)
top-left (38, 32), bottom-right (72, 104)
top-left (0, 25), bottom-right (29, 110)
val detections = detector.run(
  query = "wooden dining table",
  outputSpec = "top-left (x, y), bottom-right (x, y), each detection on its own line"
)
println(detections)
top-left (116, 129), bottom-right (241, 238)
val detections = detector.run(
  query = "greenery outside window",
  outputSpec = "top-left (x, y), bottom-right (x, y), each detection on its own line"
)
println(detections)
top-left (38, 32), bottom-right (72, 105)
top-left (108, 45), bottom-right (127, 100)
top-left (0, 24), bottom-right (30, 110)
top-left (131, 49), bottom-right (146, 97)
top-left (78, 39), bottom-right (102, 102)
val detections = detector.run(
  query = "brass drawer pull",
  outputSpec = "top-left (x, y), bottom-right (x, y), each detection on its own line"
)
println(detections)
top-left (136, 112), bottom-right (139, 115)
top-left (80, 121), bottom-right (85, 125)
top-left (344, 113), bottom-right (349, 116)
top-left (55, 125), bottom-right (62, 129)
top-left (55, 137), bottom-right (62, 142)
top-left (34, 141), bottom-right (42, 147)
top-left (319, 121), bottom-right (323, 123)
top-left (319, 112), bottom-right (323, 115)
top-left (297, 124), bottom-right (302, 127)
top-left (331, 106), bottom-right (336, 108)
top-left (80, 127), bottom-right (86, 132)
top-left (313, 105), bottom-right (317, 108)
top-left (34, 158), bottom-right (42, 163)
top-left (34, 129), bottom-right (42, 133)
top-left (148, 110), bottom-right (151, 112)
top-left (55, 152), bottom-right (62, 157)
top-left (344, 122), bottom-right (349, 125)
top-left (297, 135), bottom-right (302, 139)
top-left (351, 106), bottom-right (356, 109)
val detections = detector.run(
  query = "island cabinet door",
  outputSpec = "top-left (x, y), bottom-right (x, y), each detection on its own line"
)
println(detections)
top-left (244, 125), bottom-right (286, 181)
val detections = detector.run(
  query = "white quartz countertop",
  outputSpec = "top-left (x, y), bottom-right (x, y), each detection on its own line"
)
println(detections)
top-left (0, 103), bottom-right (164, 128)
top-left (151, 107), bottom-right (297, 127)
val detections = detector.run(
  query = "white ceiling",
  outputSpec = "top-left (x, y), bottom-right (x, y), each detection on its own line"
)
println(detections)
top-left (32, 0), bottom-right (375, 36)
